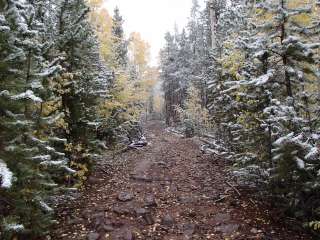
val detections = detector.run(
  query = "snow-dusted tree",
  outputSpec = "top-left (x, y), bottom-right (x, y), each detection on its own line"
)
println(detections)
top-left (55, 0), bottom-right (112, 145)
top-left (160, 32), bottom-right (181, 125)
top-left (175, 28), bottom-right (192, 105)
top-left (0, 1), bottom-right (75, 237)
top-left (188, 0), bottom-right (212, 107)
top-left (160, 1), bottom-right (216, 126)
top-left (110, 7), bottom-right (128, 71)
top-left (160, 0), bottom-right (320, 231)
top-left (205, 1), bottom-right (252, 150)
top-left (231, 0), bottom-right (320, 223)
top-left (253, 0), bottom-right (320, 219)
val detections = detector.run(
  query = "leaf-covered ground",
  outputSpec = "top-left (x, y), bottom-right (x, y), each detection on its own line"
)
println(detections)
top-left (50, 121), bottom-right (312, 239)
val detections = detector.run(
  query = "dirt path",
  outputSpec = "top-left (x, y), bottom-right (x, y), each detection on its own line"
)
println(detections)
top-left (51, 121), bottom-right (312, 240)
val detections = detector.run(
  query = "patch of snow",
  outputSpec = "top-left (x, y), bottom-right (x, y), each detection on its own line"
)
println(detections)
top-left (31, 155), bottom-right (52, 162)
top-left (87, 121), bottom-right (100, 128)
top-left (273, 132), bottom-right (294, 146)
top-left (49, 137), bottom-right (67, 144)
top-left (42, 182), bottom-right (58, 187)
top-left (0, 26), bottom-right (10, 32)
top-left (9, 120), bottom-right (33, 126)
top-left (40, 160), bottom-right (65, 166)
top-left (39, 200), bottom-right (54, 213)
top-left (5, 223), bottom-right (24, 232)
top-left (272, 153), bottom-right (283, 161)
top-left (36, 65), bottom-right (61, 77)
top-left (312, 134), bottom-right (320, 140)
top-left (249, 70), bottom-right (274, 86)
top-left (305, 147), bottom-right (318, 160)
top-left (306, 43), bottom-right (320, 49)
top-left (0, 159), bottom-right (13, 189)
top-left (30, 81), bottom-right (43, 89)
top-left (12, 90), bottom-right (42, 103)
top-left (0, 90), bottom-right (10, 97)
top-left (254, 50), bottom-right (267, 59)
top-left (63, 166), bottom-right (76, 174)
top-left (296, 157), bottom-right (305, 169)
top-left (43, 112), bottom-right (64, 125)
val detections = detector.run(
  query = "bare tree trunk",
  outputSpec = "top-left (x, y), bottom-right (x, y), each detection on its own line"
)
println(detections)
top-left (280, 0), bottom-right (293, 98)
top-left (25, 50), bottom-right (32, 119)
top-left (209, 0), bottom-right (217, 49)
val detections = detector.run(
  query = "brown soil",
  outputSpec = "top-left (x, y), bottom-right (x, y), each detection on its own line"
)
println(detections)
top-left (50, 121), bottom-right (313, 240)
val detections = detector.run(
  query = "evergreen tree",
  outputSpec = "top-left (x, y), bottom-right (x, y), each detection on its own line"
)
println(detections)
top-left (188, 0), bottom-right (211, 106)
top-left (55, 0), bottom-right (112, 147)
top-left (0, 0), bottom-right (113, 238)
top-left (160, 32), bottom-right (180, 125)
top-left (160, 0), bottom-right (320, 229)
top-left (0, 1), bottom-right (72, 237)
top-left (111, 7), bottom-right (128, 71)
top-left (248, 0), bottom-right (320, 219)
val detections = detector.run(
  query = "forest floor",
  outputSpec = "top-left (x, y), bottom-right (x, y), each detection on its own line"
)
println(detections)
top-left (50, 121), bottom-right (313, 240)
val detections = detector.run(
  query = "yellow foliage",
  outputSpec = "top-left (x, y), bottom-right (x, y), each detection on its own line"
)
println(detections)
top-left (129, 32), bottom-right (151, 73)
top-left (139, 67), bottom-right (158, 101)
top-left (221, 49), bottom-right (245, 79)
top-left (65, 143), bottom-right (90, 188)
top-left (99, 66), bottom-right (159, 122)
top-left (88, 5), bottom-right (159, 122)
top-left (309, 221), bottom-right (320, 231)
top-left (177, 85), bottom-right (212, 130)
top-left (99, 73), bottom-right (144, 121)
top-left (88, 6), bottom-right (113, 64)
top-left (153, 94), bottom-right (164, 114)
top-left (71, 160), bottom-right (89, 189)
top-left (56, 118), bottom-right (69, 131)
top-left (255, 0), bottom-right (316, 27)
top-left (237, 110), bottom-right (260, 130)
top-left (86, 0), bottom-right (103, 8)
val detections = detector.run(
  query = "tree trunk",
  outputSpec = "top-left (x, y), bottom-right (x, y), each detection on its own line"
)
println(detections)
top-left (280, 0), bottom-right (293, 98)
top-left (209, 0), bottom-right (217, 49)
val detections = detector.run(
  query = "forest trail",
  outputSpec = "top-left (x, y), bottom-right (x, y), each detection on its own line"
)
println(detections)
top-left (51, 121), bottom-right (311, 240)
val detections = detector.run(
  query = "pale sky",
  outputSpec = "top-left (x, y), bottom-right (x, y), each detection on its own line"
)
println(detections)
top-left (104, 0), bottom-right (205, 66)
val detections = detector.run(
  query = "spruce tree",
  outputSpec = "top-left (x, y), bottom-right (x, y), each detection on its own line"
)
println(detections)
top-left (0, 1), bottom-right (72, 237)
top-left (111, 7), bottom-right (128, 71)
top-left (160, 32), bottom-right (180, 125)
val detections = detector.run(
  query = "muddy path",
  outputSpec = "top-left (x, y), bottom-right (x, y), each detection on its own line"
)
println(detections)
top-left (51, 121), bottom-right (312, 239)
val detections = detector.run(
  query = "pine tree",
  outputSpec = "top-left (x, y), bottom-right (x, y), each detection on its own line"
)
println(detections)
top-left (111, 7), bottom-right (128, 71)
top-left (55, 0), bottom-right (111, 146)
top-left (160, 32), bottom-right (180, 125)
top-left (0, 1), bottom-right (73, 237)
top-left (159, 0), bottom-right (320, 231)
top-left (188, 0), bottom-right (211, 106)
top-left (0, 0), bottom-right (113, 237)
top-left (221, 0), bottom-right (320, 222)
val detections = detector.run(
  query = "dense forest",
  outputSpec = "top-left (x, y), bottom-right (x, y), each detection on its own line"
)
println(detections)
top-left (160, 0), bottom-right (320, 234)
top-left (0, 0), bottom-right (158, 238)
top-left (0, 0), bottom-right (319, 239)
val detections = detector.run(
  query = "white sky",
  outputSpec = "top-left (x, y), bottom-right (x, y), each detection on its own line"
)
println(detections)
top-left (104, 0), bottom-right (205, 66)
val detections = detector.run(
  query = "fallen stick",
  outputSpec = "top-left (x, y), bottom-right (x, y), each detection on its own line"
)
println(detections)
top-left (249, 198), bottom-right (255, 205)
top-left (128, 140), bottom-right (148, 149)
top-left (201, 133), bottom-right (216, 139)
top-left (214, 195), bottom-right (230, 203)
top-left (226, 181), bottom-right (241, 197)
top-left (200, 138), bottom-right (213, 146)
top-left (167, 128), bottom-right (184, 136)
top-left (99, 168), bottom-right (110, 175)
